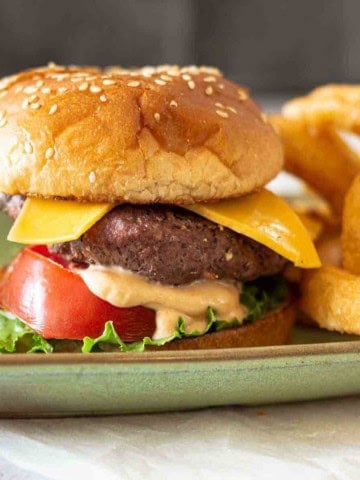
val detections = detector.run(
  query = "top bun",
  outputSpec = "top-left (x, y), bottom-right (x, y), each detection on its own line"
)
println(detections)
top-left (0, 64), bottom-right (283, 204)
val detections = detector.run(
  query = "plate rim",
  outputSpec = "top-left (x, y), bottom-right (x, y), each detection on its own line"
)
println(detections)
top-left (1, 339), bottom-right (360, 366)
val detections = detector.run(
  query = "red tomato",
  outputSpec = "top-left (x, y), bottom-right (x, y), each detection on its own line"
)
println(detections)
top-left (0, 247), bottom-right (156, 341)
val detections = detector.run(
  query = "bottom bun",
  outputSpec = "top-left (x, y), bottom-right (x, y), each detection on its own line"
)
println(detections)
top-left (152, 301), bottom-right (295, 351)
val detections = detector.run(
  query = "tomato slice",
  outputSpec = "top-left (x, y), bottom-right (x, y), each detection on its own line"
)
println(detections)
top-left (0, 247), bottom-right (156, 341)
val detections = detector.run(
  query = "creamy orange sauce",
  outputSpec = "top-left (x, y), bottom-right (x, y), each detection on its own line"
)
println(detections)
top-left (77, 266), bottom-right (247, 339)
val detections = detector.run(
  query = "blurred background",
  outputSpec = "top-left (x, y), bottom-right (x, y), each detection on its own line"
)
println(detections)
top-left (0, 0), bottom-right (358, 108)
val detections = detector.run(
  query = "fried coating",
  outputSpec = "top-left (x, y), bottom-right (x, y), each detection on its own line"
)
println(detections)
top-left (300, 265), bottom-right (360, 335)
top-left (271, 115), bottom-right (360, 217)
top-left (342, 175), bottom-right (360, 274)
top-left (283, 84), bottom-right (360, 133)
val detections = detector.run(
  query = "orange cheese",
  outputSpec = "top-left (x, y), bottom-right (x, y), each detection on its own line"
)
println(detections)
top-left (186, 189), bottom-right (321, 268)
top-left (7, 189), bottom-right (321, 268)
top-left (8, 198), bottom-right (112, 245)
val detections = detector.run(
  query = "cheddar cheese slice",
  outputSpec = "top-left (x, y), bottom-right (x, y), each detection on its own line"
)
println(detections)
top-left (8, 198), bottom-right (113, 245)
top-left (7, 189), bottom-right (320, 268)
top-left (186, 189), bottom-right (321, 268)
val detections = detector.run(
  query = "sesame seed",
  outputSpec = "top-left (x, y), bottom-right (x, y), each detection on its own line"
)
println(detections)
top-left (30, 102), bottom-right (41, 110)
top-left (170, 100), bottom-right (178, 107)
top-left (102, 79), bottom-right (116, 86)
top-left (53, 73), bottom-right (70, 81)
top-left (157, 66), bottom-right (169, 73)
top-left (0, 110), bottom-right (6, 119)
top-left (90, 85), bottom-right (102, 93)
top-left (127, 80), bottom-right (140, 87)
top-left (225, 250), bottom-right (233, 261)
top-left (23, 85), bottom-right (38, 95)
top-left (185, 65), bottom-right (199, 74)
top-left (167, 70), bottom-right (180, 77)
top-left (188, 80), bottom-right (195, 90)
top-left (24, 142), bottom-right (33, 154)
top-left (160, 75), bottom-right (172, 82)
top-left (57, 87), bottom-right (68, 93)
top-left (238, 90), bottom-right (249, 101)
top-left (205, 86), bottom-right (213, 95)
top-left (218, 84), bottom-right (224, 89)
top-left (15, 85), bottom-right (24, 94)
top-left (215, 102), bottom-right (225, 109)
top-left (72, 72), bottom-right (88, 78)
top-left (100, 94), bottom-right (107, 102)
top-left (86, 76), bottom-right (97, 82)
top-left (22, 98), bottom-right (29, 109)
top-left (45, 147), bottom-right (54, 159)
top-left (155, 79), bottom-right (166, 86)
top-left (41, 87), bottom-right (51, 94)
top-left (203, 76), bottom-right (217, 83)
top-left (0, 118), bottom-right (7, 128)
top-left (78, 82), bottom-right (88, 91)
top-left (71, 77), bottom-right (83, 83)
top-left (49, 104), bottom-right (58, 115)
top-left (216, 110), bottom-right (229, 118)
top-left (141, 67), bottom-right (156, 77)
top-left (0, 91), bottom-right (7, 98)
top-left (226, 106), bottom-right (237, 114)
top-left (182, 74), bottom-right (192, 81)
top-left (89, 171), bottom-right (96, 183)
top-left (35, 80), bottom-right (44, 88)
top-left (199, 66), bottom-right (221, 75)
top-left (29, 94), bottom-right (39, 103)
top-left (154, 112), bottom-right (161, 122)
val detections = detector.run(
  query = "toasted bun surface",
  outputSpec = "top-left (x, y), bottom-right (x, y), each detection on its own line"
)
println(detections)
top-left (153, 301), bottom-right (295, 350)
top-left (0, 64), bottom-right (282, 204)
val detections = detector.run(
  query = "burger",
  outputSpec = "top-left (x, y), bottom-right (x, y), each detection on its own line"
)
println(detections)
top-left (0, 64), bottom-right (320, 353)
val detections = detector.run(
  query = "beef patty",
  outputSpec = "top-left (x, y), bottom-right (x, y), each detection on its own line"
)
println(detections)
top-left (0, 193), bottom-right (287, 285)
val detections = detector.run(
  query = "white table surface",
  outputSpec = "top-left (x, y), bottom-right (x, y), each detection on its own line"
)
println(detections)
top-left (1, 396), bottom-right (360, 479)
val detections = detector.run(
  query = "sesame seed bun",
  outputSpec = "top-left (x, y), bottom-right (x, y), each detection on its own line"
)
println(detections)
top-left (0, 64), bottom-right (283, 204)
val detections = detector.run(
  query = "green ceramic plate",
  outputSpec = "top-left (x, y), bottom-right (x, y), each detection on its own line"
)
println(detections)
top-left (0, 213), bottom-right (360, 417)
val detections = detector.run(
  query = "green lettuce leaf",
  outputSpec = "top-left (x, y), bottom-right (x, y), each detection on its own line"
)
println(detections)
top-left (82, 307), bottom-right (226, 353)
top-left (0, 309), bottom-right (53, 353)
top-left (241, 276), bottom-right (287, 323)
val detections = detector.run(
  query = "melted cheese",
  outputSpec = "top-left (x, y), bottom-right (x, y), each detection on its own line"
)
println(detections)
top-left (186, 189), bottom-right (320, 268)
top-left (7, 198), bottom-right (113, 244)
top-left (77, 266), bottom-right (246, 339)
top-left (7, 189), bottom-right (320, 268)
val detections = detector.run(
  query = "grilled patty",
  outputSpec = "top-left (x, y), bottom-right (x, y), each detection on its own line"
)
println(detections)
top-left (0, 194), bottom-right (287, 285)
